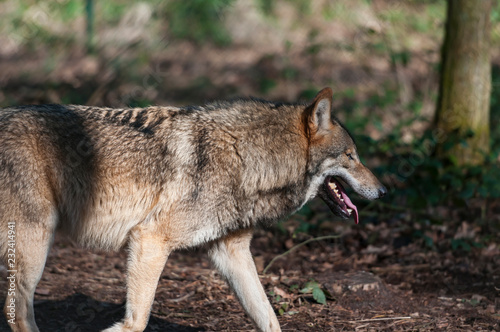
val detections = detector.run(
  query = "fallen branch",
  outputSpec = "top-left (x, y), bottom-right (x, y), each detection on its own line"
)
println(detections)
top-left (349, 316), bottom-right (412, 323)
top-left (371, 264), bottom-right (430, 273)
top-left (167, 291), bottom-right (195, 303)
top-left (262, 234), bottom-right (343, 274)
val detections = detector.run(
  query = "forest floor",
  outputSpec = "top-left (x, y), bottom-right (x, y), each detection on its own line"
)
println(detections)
top-left (1, 201), bottom-right (499, 331)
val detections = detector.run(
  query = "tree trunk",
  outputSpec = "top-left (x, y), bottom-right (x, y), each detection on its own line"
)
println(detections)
top-left (436, 0), bottom-right (492, 165)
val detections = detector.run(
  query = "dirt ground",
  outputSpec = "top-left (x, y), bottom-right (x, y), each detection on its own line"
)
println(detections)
top-left (1, 200), bottom-right (499, 332)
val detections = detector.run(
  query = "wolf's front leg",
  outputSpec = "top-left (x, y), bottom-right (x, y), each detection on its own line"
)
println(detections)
top-left (209, 229), bottom-right (281, 332)
top-left (102, 224), bottom-right (171, 332)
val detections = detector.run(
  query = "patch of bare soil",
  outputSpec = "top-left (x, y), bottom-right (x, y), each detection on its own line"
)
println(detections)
top-left (1, 207), bottom-right (499, 331)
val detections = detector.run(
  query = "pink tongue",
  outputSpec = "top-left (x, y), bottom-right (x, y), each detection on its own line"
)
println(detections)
top-left (340, 191), bottom-right (359, 224)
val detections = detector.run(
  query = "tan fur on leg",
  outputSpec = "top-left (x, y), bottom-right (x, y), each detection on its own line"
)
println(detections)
top-left (3, 214), bottom-right (56, 332)
top-left (209, 230), bottom-right (281, 332)
top-left (102, 224), bottom-right (171, 332)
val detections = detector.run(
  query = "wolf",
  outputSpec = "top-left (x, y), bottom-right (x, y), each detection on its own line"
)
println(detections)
top-left (0, 87), bottom-right (386, 332)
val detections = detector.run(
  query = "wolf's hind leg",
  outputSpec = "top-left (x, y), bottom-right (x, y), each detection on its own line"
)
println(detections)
top-left (209, 229), bottom-right (281, 332)
top-left (3, 213), bottom-right (56, 332)
top-left (102, 224), bottom-right (170, 332)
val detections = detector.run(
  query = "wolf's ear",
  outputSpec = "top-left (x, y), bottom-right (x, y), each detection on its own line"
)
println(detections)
top-left (306, 87), bottom-right (333, 133)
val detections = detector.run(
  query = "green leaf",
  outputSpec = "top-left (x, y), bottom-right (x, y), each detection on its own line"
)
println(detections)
top-left (423, 235), bottom-right (434, 248)
top-left (300, 287), bottom-right (312, 294)
top-left (301, 281), bottom-right (327, 304)
top-left (460, 182), bottom-right (476, 199)
top-left (451, 177), bottom-right (462, 190)
top-left (300, 281), bottom-right (318, 294)
top-left (451, 239), bottom-right (471, 252)
top-left (472, 241), bottom-right (484, 248)
top-left (477, 185), bottom-right (489, 198)
top-left (312, 287), bottom-right (327, 305)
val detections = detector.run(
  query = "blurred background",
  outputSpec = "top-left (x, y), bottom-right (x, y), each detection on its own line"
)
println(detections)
top-left (0, 1), bottom-right (500, 329)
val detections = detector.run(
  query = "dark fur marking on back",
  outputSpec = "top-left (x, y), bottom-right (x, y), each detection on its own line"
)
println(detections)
top-left (109, 110), bottom-right (124, 122)
top-left (120, 112), bottom-right (133, 125)
top-left (191, 126), bottom-right (210, 200)
top-left (195, 127), bottom-right (210, 173)
top-left (144, 116), bottom-right (166, 134)
top-left (170, 107), bottom-right (197, 118)
top-left (130, 110), bottom-right (147, 129)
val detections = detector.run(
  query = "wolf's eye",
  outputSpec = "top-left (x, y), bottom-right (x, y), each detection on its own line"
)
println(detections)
top-left (346, 153), bottom-right (354, 160)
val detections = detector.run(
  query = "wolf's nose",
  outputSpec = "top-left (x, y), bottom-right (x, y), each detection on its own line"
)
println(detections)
top-left (378, 186), bottom-right (387, 198)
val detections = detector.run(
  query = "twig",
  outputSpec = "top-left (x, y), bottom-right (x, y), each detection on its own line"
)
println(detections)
top-left (262, 234), bottom-right (343, 274)
top-left (349, 316), bottom-right (412, 323)
top-left (167, 291), bottom-right (195, 303)
top-left (371, 264), bottom-right (430, 273)
top-left (355, 324), bottom-right (370, 330)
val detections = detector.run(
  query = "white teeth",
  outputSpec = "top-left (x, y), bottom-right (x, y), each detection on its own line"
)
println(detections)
top-left (347, 208), bottom-right (352, 214)
top-left (341, 198), bottom-right (344, 202)
top-left (329, 182), bottom-right (342, 200)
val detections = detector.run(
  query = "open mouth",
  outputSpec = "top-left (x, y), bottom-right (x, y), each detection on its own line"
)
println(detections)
top-left (318, 176), bottom-right (359, 224)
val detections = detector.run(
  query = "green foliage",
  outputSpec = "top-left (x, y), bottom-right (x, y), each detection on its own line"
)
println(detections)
top-left (378, 7), bottom-right (406, 25)
top-left (413, 230), bottom-right (435, 249)
top-left (99, 1), bottom-right (128, 24)
top-left (299, 88), bottom-right (322, 101)
top-left (60, 0), bottom-right (84, 22)
top-left (285, 0), bottom-right (311, 16)
top-left (282, 66), bottom-right (299, 80)
top-left (255, 0), bottom-right (275, 16)
top-left (128, 98), bottom-right (153, 108)
top-left (258, 0), bottom-right (311, 17)
top-left (390, 50), bottom-right (411, 67)
top-left (321, 2), bottom-right (348, 21)
top-left (300, 280), bottom-right (327, 305)
top-left (278, 302), bottom-right (289, 316)
top-left (165, 0), bottom-right (235, 46)
top-left (374, 129), bottom-right (500, 209)
top-left (259, 78), bottom-right (277, 94)
top-left (335, 77), bottom-right (500, 218)
top-left (451, 238), bottom-right (484, 252)
top-left (491, 4), bottom-right (500, 24)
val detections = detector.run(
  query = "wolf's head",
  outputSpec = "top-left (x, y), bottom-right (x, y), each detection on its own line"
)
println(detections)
top-left (304, 87), bottom-right (387, 224)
